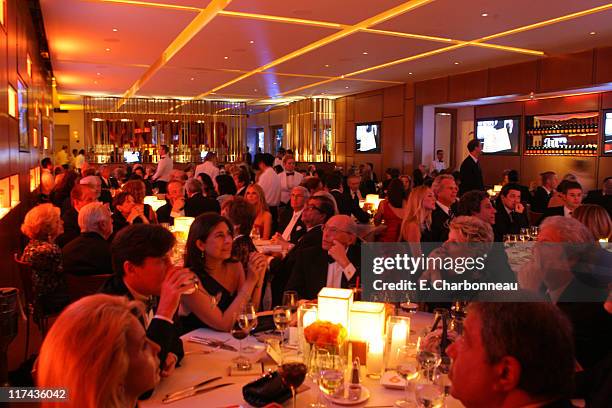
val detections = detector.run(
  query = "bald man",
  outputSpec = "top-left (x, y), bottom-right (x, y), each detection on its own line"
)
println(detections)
top-left (285, 214), bottom-right (361, 299)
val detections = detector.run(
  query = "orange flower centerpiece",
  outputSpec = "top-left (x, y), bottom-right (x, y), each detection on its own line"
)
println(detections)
top-left (303, 321), bottom-right (348, 372)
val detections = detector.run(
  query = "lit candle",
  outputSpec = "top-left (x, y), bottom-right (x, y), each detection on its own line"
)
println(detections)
top-left (391, 320), bottom-right (408, 355)
top-left (366, 338), bottom-right (384, 378)
top-left (303, 309), bottom-right (317, 328)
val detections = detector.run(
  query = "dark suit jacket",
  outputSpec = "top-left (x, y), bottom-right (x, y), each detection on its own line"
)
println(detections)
top-left (459, 155), bottom-right (484, 195)
top-left (277, 207), bottom-right (306, 244)
top-left (62, 232), bottom-right (113, 276)
top-left (430, 203), bottom-right (456, 243)
top-left (532, 186), bottom-right (553, 213)
top-left (156, 202), bottom-right (173, 225)
top-left (286, 240), bottom-right (361, 300)
top-left (584, 190), bottom-right (612, 218)
top-left (333, 190), bottom-right (370, 223)
top-left (539, 205), bottom-right (565, 224)
top-left (270, 225), bottom-right (323, 306)
top-left (184, 192), bottom-right (220, 217)
top-left (236, 186), bottom-right (247, 197)
top-left (100, 275), bottom-right (184, 366)
top-left (99, 176), bottom-right (120, 190)
top-left (55, 206), bottom-right (80, 248)
top-left (493, 202), bottom-right (529, 241)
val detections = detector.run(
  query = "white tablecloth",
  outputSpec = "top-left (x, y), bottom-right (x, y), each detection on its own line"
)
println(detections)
top-left (141, 312), bottom-right (463, 408)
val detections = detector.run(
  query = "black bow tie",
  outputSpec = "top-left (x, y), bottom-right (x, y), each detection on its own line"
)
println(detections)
top-left (285, 172), bottom-right (294, 176)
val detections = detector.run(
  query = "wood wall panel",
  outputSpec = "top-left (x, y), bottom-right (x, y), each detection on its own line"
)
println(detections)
top-left (346, 95), bottom-right (355, 122)
top-left (382, 116), bottom-right (404, 172)
top-left (521, 156), bottom-right (599, 191)
top-left (383, 85), bottom-right (404, 117)
top-left (346, 121), bottom-right (355, 158)
top-left (334, 97), bottom-right (346, 143)
top-left (539, 50), bottom-right (594, 92)
top-left (488, 61), bottom-right (538, 97)
top-left (449, 70), bottom-right (488, 102)
top-left (404, 99), bottom-right (415, 152)
top-left (402, 152), bottom-right (414, 174)
top-left (524, 94), bottom-right (599, 115)
top-left (602, 92), bottom-right (612, 109)
top-left (597, 157), bottom-right (612, 188)
top-left (415, 77), bottom-right (448, 106)
top-left (475, 102), bottom-right (523, 119)
top-left (595, 46), bottom-right (612, 85)
top-left (480, 155), bottom-right (521, 187)
top-left (354, 94), bottom-right (383, 123)
top-left (404, 82), bottom-right (415, 99)
top-left (7, 0), bottom-right (17, 89)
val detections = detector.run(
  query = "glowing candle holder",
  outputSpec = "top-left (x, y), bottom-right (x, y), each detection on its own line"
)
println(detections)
top-left (317, 287), bottom-right (353, 330)
top-left (385, 315), bottom-right (411, 369)
top-left (173, 216), bottom-right (194, 241)
top-left (493, 184), bottom-right (503, 193)
top-left (297, 302), bottom-right (318, 363)
top-left (349, 301), bottom-right (385, 343)
top-left (366, 338), bottom-right (385, 379)
top-left (144, 195), bottom-right (166, 212)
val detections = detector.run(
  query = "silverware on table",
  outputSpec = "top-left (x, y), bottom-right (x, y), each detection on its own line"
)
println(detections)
top-left (162, 382), bottom-right (234, 404)
top-left (164, 376), bottom-right (222, 399)
top-left (188, 336), bottom-right (238, 351)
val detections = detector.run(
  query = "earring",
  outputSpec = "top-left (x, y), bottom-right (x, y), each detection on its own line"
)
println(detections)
top-left (201, 250), bottom-right (205, 259)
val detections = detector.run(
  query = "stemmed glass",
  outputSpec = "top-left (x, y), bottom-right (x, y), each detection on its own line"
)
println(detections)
top-left (308, 348), bottom-right (330, 408)
top-left (282, 290), bottom-right (299, 313)
top-left (395, 345), bottom-right (419, 408)
top-left (318, 352), bottom-right (346, 401)
top-left (529, 226), bottom-right (539, 240)
top-left (231, 313), bottom-right (251, 370)
top-left (278, 354), bottom-right (307, 408)
top-left (240, 303), bottom-right (258, 353)
top-left (414, 369), bottom-right (445, 408)
top-left (273, 305), bottom-right (291, 348)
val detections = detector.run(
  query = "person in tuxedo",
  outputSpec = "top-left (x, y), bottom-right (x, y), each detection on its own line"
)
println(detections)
top-left (540, 180), bottom-right (583, 223)
top-left (430, 174), bottom-right (458, 242)
top-left (279, 155), bottom-right (304, 206)
top-left (503, 169), bottom-right (532, 206)
top-left (100, 224), bottom-right (197, 376)
top-left (457, 190), bottom-right (497, 227)
top-left (55, 184), bottom-right (98, 248)
top-left (584, 176), bottom-right (612, 218)
top-left (532, 171), bottom-right (558, 213)
top-left (286, 214), bottom-right (361, 300)
top-left (493, 183), bottom-right (530, 241)
top-left (156, 180), bottom-right (185, 225)
top-left (99, 165), bottom-right (119, 190)
top-left (232, 166), bottom-right (250, 197)
top-left (459, 139), bottom-right (484, 196)
top-left (447, 302), bottom-right (576, 408)
top-left (334, 174), bottom-right (370, 223)
top-left (275, 186), bottom-right (309, 245)
top-left (244, 146), bottom-right (252, 166)
top-left (62, 202), bottom-right (113, 277)
top-left (184, 178), bottom-right (220, 217)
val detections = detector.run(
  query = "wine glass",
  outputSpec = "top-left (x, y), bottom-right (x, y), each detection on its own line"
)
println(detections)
top-left (395, 345), bottom-right (419, 408)
top-left (414, 369), bottom-right (445, 408)
top-left (309, 348), bottom-right (330, 408)
top-left (273, 306), bottom-right (291, 348)
top-left (231, 313), bottom-right (251, 370)
top-left (529, 226), bottom-right (539, 240)
top-left (240, 303), bottom-right (258, 353)
top-left (278, 354), bottom-right (307, 408)
top-left (416, 350), bottom-right (442, 381)
top-left (282, 290), bottom-right (299, 313)
top-left (318, 353), bottom-right (346, 400)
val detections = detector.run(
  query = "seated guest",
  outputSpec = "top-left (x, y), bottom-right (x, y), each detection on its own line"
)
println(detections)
top-left (360, 164), bottom-right (378, 196)
top-left (232, 166), bottom-right (250, 197)
top-left (430, 174), bottom-right (458, 242)
top-left (548, 176), bottom-right (577, 208)
top-left (326, 173), bottom-right (346, 209)
top-left (196, 172), bottom-right (217, 199)
top-left (374, 179), bottom-right (407, 242)
top-left (540, 180), bottom-right (583, 222)
top-left (184, 178), bottom-right (221, 217)
top-left (40, 157), bottom-right (55, 201)
top-left (62, 202), bottom-right (113, 276)
top-left (275, 186), bottom-right (309, 245)
top-left (457, 190), bottom-right (497, 227)
top-left (572, 204), bottom-right (612, 241)
top-left (215, 174), bottom-right (237, 206)
top-left (503, 169), bottom-right (532, 205)
top-left (399, 174), bottom-right (412, 195)
top-left (313, 190), bottom-right (340, 215)
top-left (584, 176), bottom-right (612, 218)
top-left (81, 174), bottom-right (111, 206)
top-left (50, 170), bottom-right (79, 210)
top-left (98, 164), bottom-right (119, 190)
top-left (345, 174), bottom-right (371, 223)
top-left (37, 294), bottom-right (162, 407)
top-left (101, 224), bottom-right (195, 373)
top-left (279, 154), bottom-right (304, 206)
top-left (195, 151), bottom-right (220, 188)
top-left (532, 171), bottom-right (558, 213)
top-left (447, 302), bottom-right (575, 408)
top-left (123, 179), bottom-right (158, 223)
top-left (286, 215), bottom-right (361, 299)
top-left (221, 197), bottom-right (257, 275)
top-left (181, 213), bottom-right (267, 331)
top-left (270, 195), bottom-right (335, 306)
top-left (112, 192), bottom-right (150, 234)
top-left (156, 180), bottom-right (185, 225)
top-left (401, 186), bottom-right (436, 257)
top-left (55, 184), bottom-right (97, 248)
top-left (21, 204), bottom-right (69, 314)
top-left (302, 176), bottom-right (324, 196)
top-left (494, 183), bottom-right (530, 242)
top-left (245, 184), bottom-right (272, 239)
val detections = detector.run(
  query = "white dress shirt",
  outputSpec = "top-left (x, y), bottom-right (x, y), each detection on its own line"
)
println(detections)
top-left (258, 167), bottom-right (281, 207)
top-left (563, 206), bottom-right (573, 217)
top-left (274, 157), bottom-right (283, 169)
top-left (153, 155), bottom-right (173, 182)
top-left (326, 258), bottom-right (357, 288)
top-left (430, 160), bottom-right (446, 173)
top-left (436, 201), bottom-right (451, 216)
top-left (282, 209), bottom-right (303, 241)
top-left (195, 161), bottom-right (220, 184)
top-left (41, 168), bottom-right (55, 195)
top-left (349, 189), bottom-right (363, 201)
top-left (279, 171), bottom-right (304, 203)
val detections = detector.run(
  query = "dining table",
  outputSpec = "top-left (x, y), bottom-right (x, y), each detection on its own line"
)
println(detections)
top-left (142, 311), bottom-right (464, 408)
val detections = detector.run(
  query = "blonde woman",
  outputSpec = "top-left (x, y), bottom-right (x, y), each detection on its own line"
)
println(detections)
top-left (122, 179), bottom-right (158, 223)
top-left (401, 186), bottom-right (436, 256)
top-left (245, 184), bottom-right (272, 239)
top-left (37, 294), bottom-right (161, 408)
top-left (572, 204), bottom-right (612, 241)
top-left (21, 203), bottom-right (68, 313)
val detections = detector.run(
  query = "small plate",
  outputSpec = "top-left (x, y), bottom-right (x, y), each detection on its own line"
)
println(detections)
top-left (324, 385), bottom-right (370, 405)
top-left (381, 370), bottom-right (406, 389)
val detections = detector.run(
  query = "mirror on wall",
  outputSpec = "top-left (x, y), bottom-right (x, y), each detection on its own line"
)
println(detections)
top-left (433, 109), bottom-right (456, 173)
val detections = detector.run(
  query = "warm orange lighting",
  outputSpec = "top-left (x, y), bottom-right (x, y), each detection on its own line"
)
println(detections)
top-left (26, 54), bottom-right (32, 78)
top-left (43, 136), bottom-right (49, 150)
top-left (8, 85), bottom-right (16, 118)
top-left (219, 10), bottom-right (345, 29)
top-left (98, 0), bottom-right (200, 12)
top-left (0, 0), bottom-right (5, 27)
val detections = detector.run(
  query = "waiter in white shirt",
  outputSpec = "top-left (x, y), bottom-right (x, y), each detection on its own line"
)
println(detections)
top-left (152, 145), bottom-right (173, 193)
top-left (256, 153), bottom-right (281, 230)
top-left (430, 149), bottom-right (447, 174)
top-left (195, 151), bottom-right (220, 188)
top-left (279, 155), bottom-right (304, 206)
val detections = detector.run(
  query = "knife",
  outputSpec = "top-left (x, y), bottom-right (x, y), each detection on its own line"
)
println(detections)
top-left (162, 383), bottom-right (234, 404)
top-left (188, 336), bottom-right (238, 352)
top-left (164, 376), bottom-right (222, 399)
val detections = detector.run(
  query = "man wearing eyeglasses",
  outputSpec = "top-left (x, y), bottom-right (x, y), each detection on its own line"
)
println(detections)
top-left (285, 214), bottom-right (361, 299)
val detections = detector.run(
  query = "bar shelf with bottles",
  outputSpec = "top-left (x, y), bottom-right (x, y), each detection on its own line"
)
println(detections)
top-left (524, 112), bottom-right (599, 156)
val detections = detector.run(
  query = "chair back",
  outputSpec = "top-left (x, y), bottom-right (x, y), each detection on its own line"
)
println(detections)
top-left (65, 274), bottom-right (112, 302)
top-left (529, 211), bottom-right (543, 226)
top-left (13, 253), bottom-right (34, 306)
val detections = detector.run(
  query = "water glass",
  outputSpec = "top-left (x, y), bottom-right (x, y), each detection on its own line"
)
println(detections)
top-left (414, 369), bottom-right (445, 408)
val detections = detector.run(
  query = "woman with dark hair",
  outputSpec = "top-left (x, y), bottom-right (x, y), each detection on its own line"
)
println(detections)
top-left (374, 178), bottom-right (407, 242)
top-left (215, 174), bottom-right (237, 206)
top-left (122, 179), bottom-right (157, 223)
top-left (181, 213), bottom-right (267, 332)
top-left (50, 170), bottom-right (79, 210)
top-left (197, 172), bottom-right (217, 199)
top-left (221, 197), bottom-right (257, 274)
top-left (412, 167), bottom-right (424, 187)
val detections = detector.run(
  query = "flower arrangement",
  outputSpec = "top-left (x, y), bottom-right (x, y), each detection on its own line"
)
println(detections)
top-left (303, 321), bottom-right (347, 348)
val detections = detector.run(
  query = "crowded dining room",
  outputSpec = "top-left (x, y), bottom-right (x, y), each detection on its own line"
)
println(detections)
top-left (1, 0), bottom-right (612, 407)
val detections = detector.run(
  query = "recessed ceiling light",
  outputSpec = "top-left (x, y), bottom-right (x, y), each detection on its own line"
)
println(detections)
top-left (94, 80), bottom-right (98, 84)
top-left (345, 86), bottom-right (349, 89)
top-left (210, 92), bottom-right (216, 95)
top-left (272, 82), bottom-right (277, 85)
top-left (589, 31), bottom-right (596, 35)
top-left (249, 40), bottom-right (254, 44)
top-left (481, 13), bottom-right (488, 17)
top-left (409, 72), bottom-right (413, 75)
top-left (324, 64), bottom-right (330, 67)
top-left (224, 56), bottom-right (229, 59)
top-left (362, 51), bottom-right (368, 55)
top-left (190, 77), bottom-right (195, 81)
top-left (105, 48), bottom-right (111, 52)
top-left (96, 72), bottom-right (101, 76)
top-left (254, 89), bottom-right (258, 92)
top-left (454, 61), bottom-right (460, 65)
top-left (112, 28), bottom-right (118, 32)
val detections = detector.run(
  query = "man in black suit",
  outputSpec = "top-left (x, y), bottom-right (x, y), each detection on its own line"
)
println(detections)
top-left (328, 174), bottom-right (370, 223)
top-left (504, 169), bottom-right (532, 206)
top-left (540, 180), bottom-right (583, 223)
top-left (232, 166), bottom-right (250, 197)
top-left (184, 178), bottom-right (220, 217)
top-left (286, 214), bottom-right (361, 300)
top-left (531, 171), bottom-right (558, 213)
top-left (447, 302), bottom-right (576, 408)
top-left (156, 180), bottom-right (185, 225)
top-left (56, 184), bottom-right (98, 248)
top-left (459, 139), bottom-right (484, 196)
top-left (99, 165), bottom-right (119, 190)
top-left (584, 176), bottom-right (612, 218)
top-left (276, 186), bottom-right (308, 245)
top-left (100, 224), bottom-right (196, 377)
top-left (270, 195), bottom-right (335, 305)
top-left (493, 183), bottom-right (529, 241)
top-left (430, 174), bottom-right (458, 242)
top-left (63, 202), bottom-right (113, 276)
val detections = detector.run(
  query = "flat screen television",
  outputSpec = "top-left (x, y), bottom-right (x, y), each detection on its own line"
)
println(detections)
top-left (123, 151), bottom-right (141, 163)
top-left (355, 122), bottom-right (381, 153)
top-left (475, 116), bottom-right (520, 155)
top-left (604, 110), bottom-right (612, 155)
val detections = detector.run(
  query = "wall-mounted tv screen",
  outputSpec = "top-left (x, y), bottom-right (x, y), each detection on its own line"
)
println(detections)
top-left (604, 110), bottom-right (612, 155)
top-left (123, 151), bottom-right (141, 163)
top-left (475, 116), bottom-right (520, 154)
top-left (355, 122), bottom-right (381, 153)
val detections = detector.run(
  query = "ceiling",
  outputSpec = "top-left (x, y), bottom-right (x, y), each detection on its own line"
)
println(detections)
top-left (39, 0), bottom-right (612, 109)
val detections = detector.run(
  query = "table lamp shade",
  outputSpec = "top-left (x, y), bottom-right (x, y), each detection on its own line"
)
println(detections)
top-left (349, 301), bottom-right (385, 342)
top-left (174, 216), bottom-right (194, 233)
top-left (144, 195), bottom-right (166, 212)
top-left (317, 287), bottom-right (353, 330)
